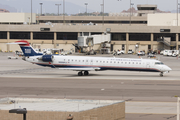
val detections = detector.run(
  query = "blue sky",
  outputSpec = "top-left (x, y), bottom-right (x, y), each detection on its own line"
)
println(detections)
top-left (1, 0), bottom-right (178, 13)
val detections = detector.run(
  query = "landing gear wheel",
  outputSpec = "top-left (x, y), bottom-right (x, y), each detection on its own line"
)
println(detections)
top-left (84, 71), bottom-right (89, 76)
top-left (78, 72), bottom-right (83, 76)
top-left (160, 72), bottom-right (163, 77)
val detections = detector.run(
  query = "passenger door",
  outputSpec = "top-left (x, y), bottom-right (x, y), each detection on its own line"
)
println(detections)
top-left (146, 62), bottom-right (150, 69)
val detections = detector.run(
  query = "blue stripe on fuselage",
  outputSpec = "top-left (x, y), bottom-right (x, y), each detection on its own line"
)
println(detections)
top-left (35, 63), bottom-right (160, 72)
top-left (20, 46), bottom-right (43, 56)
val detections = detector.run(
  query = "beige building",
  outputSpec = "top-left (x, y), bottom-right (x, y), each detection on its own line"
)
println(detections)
top-left (0, 13), bottom-right (36, 24)
top-left (0, 5), bottom-right (179, 53)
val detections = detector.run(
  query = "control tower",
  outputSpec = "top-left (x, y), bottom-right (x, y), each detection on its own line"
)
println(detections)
top-left (137, 4), bottom-right (157, 16)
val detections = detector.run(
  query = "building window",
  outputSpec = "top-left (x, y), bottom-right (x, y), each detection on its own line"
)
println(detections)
top-left (129, 33), bottom-right (150, 41)
top-left (154, 33), bottom-right (176, 41)
top-left (111, 33), bottom-right (126, 41)
top-left (33, 32), bottom-right (54, 40)
top-left (57, 32), bottom-right (78, 40)
top-left (10, 32), bottom-right (30, 39)
top-left (0, 32), bottom-right (7, 39)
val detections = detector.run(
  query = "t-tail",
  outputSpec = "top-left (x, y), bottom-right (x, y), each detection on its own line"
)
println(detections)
top-left (8, 40), bottom-right (43, 56)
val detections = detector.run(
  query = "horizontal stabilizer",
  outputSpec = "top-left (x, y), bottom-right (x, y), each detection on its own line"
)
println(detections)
top-left (59, 67), bottom-right (101, 71)
top-left (7, 42), bottom-right (27, 45)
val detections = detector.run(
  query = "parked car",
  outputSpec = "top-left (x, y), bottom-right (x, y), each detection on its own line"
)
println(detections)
top-left (147, 53), bottom-right (156, 58)
top-left (116, 51), bottom-right (121, 55)
top-left (160, 50), bottom-right (164, 55)
top-left (128, 49), bottom-right (134, 54)
top-left (119, 50), bottom-right (125, 54)
top-left (137, 51), bottom-right (145, 56)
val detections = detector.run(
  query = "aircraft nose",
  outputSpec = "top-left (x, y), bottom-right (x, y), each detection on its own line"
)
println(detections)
top-left (166, 66), bottom-right (172, 71)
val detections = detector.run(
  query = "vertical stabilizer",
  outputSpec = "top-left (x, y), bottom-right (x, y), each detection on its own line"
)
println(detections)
top-left (8, 40), bottom-right (43, 56)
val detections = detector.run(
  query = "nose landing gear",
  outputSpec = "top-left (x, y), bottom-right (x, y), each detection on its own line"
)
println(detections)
top-left (160, 72), bottom-right (163, 77)
top-left (78, 71), bottom-right (89, 76)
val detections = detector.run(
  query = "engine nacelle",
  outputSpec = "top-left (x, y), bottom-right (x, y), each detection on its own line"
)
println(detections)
top-left (41, 55), bottom-right (54, 62)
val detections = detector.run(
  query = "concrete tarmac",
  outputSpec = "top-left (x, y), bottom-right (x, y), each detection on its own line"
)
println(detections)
top-left (1, 53), bottom-right (180, 120)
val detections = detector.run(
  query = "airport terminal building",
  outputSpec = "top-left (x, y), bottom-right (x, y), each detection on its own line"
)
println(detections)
top-left (0, 5), bottom-right (180, 53)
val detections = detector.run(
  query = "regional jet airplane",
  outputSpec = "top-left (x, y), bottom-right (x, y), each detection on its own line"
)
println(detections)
top-left (8, 40), bottom-right (172, 77)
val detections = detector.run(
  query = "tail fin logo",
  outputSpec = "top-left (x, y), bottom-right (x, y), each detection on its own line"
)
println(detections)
top-left (25, 49), bottom-right (31, 54)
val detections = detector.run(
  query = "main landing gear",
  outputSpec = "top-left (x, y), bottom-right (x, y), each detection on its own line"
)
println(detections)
top-left (160, 72), bottom-right (163, 77)
top-left (78, 71), bottom-right (89, 76)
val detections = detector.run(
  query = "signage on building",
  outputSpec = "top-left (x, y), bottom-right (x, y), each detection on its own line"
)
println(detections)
top-left (40, 28), bottom-right (50, 31)
top-left (160, 29), bottom-right (170, 32)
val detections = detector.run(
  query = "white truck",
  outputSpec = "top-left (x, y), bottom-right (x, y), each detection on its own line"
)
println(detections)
top-left (167, 50), bottom-right (173, 56)
top-left (163, 50), bottom-right (168, 56)
top-left (172, 50), bottom-right (179, 57)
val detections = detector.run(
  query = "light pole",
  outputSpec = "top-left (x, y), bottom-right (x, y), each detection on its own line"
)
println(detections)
top-left (31, 0), bottom-right (32, 24)
top-left (55, 4), bottom-right (61, 16)
top-left (130, 0), bottom-right (131, 26)
top-left (176, 97), bottom-right (180, 120)
top-left (177, 0), bottom-right (179, 26)
top-left (39, 3), bottom-right (43, 16)
top-left (131, 3), bottom-right (134, 16)
top-left (9, 108), bottom-right (27, 120)
top-left (117, 0), bottom-right (131, 25)
top-left (100, 4), bottom-right (103, 16)
top-left (63, 0), bottom-right (65, 25)
top-left (85, 3), bottom-right (88, 16)
top-left (102, 0), bottom-right (104, 25)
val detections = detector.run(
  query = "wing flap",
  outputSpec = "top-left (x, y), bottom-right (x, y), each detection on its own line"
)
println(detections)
top-left (59, 67), bottom-right (100, 71)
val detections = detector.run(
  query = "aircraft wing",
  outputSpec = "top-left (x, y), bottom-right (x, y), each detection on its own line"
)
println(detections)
top-left (58, 67), bottom-right (101, 71)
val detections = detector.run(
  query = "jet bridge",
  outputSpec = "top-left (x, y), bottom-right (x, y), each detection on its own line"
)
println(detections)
top-left (78, 33), bottom-right (111, 53)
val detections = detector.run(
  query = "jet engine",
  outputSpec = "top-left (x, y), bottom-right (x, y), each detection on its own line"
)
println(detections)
top-left (39, 55), bottom-right (54, 62)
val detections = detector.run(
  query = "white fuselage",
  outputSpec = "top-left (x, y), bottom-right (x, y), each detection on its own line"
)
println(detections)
top-left (26, 55), bottom-right (172, 73)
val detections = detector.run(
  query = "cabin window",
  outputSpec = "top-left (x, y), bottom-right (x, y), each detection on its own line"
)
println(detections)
top-left (125, 62), bottom-right (127, 64)
top-left (103, 61), bottom-right (105, 63)
top-left (121, 62), bottom-right (123, 64)
top-left (110, 61), bottom-right (112, 63)
top-left (107, 61), bottom-right (108, 63)
top-left (86, 60), bottom-right (88, 62)
top-left (155, 62), bottom-right (164, 65)
top-left (91, 60), bottom-right (93, 62)
top-left (114, 61), bottom-right (116, 63)
top-left (96, 61), bottom-right (98, 63)
top-left (68, 59), bottom-right (70, 61)
top-left (129, 62), bottom-right (130, 64)
top-left (83, 60), bottom-right (84, 62)
top-left (72, 60), bottom-right (73, 61)
top-left (64, 59), bottom-right (65, 61)
top-left (118, 62), bottom-right (119, 64)
top-left (79, 60), bottom-right (81, 62)
top-left (132, 62), bottom-right (134, 64)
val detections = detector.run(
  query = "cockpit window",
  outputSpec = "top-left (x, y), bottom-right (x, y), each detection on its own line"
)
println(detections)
top-left (155, 62), bottom-right (164, 65)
